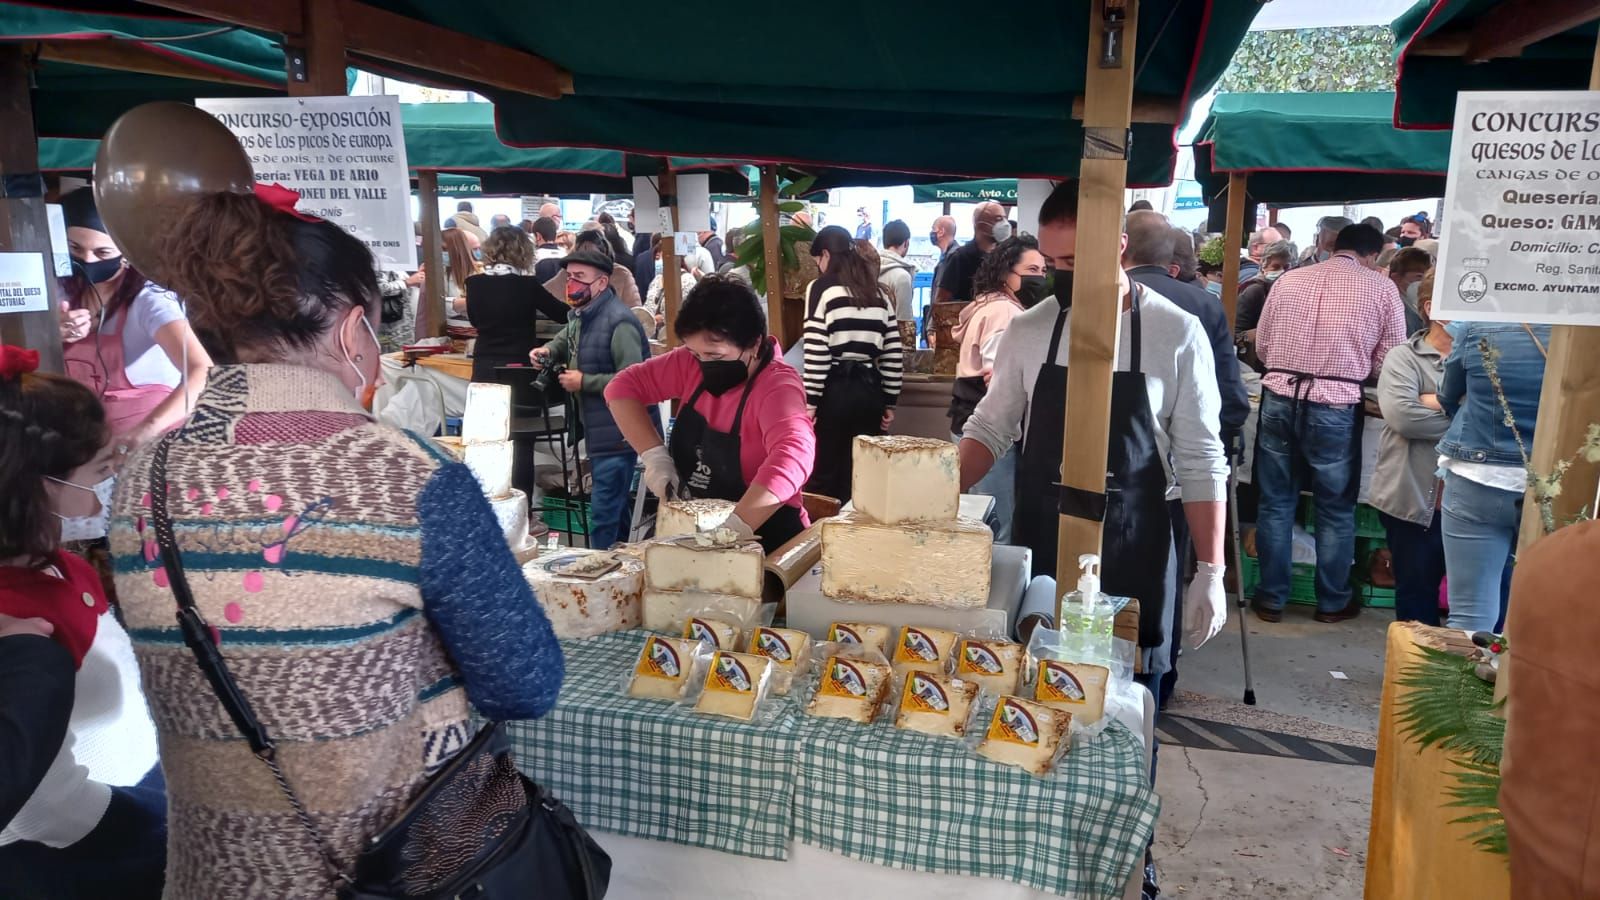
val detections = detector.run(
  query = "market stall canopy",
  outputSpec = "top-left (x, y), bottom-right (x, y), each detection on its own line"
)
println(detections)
top-left (911, 180), bottom-right (1021, 204)
top-left (0, 4), bottom-right (348, 138)
top-left (1192, 91), bottom-right (1451, 211)
top-left (1391, 0), bottom-right (1600, 129)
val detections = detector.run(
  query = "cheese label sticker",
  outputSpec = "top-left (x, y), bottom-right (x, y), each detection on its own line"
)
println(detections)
top-left (636, 638), bottom-right (683, 681)
top-left (751, 628), bottom-right (794, 664)
top-left (705, 652), bottom-right (754, 695)
top-left (903, 672), bottom-right (950, 713)
top-left (895, 627), bottom-right (941, 664)
top-left (957, 640), bottom-right (1005, 675)
top-left (986, 698), bottom-right (1042, 746)
top-left (1036, 661), bottom-right (1087, 705)
top-left (829, 623), bottom-right (863, 645)
top-left (820, 659), bottom-right (869, 698)
top-left (686, 618), bottom-right (721, 647)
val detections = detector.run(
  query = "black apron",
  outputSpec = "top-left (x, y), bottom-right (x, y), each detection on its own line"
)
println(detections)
top-left (668, 355), bottom-right (806, 555)
top-left (1012, 288), bottom-right (1173, 647)
top-left (1259, 369), bottom-right (1367, 503)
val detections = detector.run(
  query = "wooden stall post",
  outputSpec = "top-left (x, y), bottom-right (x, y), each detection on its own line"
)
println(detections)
top-left (659, 166), bottom-right (682, 348)
top-left (1519, 33), bottom-right (1600, 550)
top-left (1056, 0), bottom-right (1140, 613)
top-left (415, 169), bottom-right (445, 339)
top-left (0, 48), bottom-right (65, 373)
top-left (1220, 172), bottom-right (1247, 327)
top-left (286, 0), bottom-right (348, 97)
top-left (759, 166), bottom-right (785, 344)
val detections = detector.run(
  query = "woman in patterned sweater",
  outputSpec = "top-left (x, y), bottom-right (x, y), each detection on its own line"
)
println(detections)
top-left (801, 226), bottom-right (903, 502)
top-left (108, 191), bottom-right (564, 898)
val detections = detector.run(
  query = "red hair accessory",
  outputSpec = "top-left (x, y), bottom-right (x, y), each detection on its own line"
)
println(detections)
top-left (253, 182), bottom-right (319, 222)
top-left (0, 345), bottom-right (40, 381)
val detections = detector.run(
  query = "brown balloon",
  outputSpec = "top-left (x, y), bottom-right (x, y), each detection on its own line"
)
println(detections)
top-left (93, 102), bottom-right (255, 285)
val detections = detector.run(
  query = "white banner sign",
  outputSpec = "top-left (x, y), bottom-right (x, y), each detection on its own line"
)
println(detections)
top-left (0, 252), bottom-right (49, 314)
top-left (1435, 91), bottom-right (1600, 325)
top-left (197, 95), bottom-right (417, 271)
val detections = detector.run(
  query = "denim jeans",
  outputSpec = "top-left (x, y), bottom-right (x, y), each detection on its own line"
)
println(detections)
top-left (1440, 471), bottom-right (1519, 632)
top-left (1378, 510), bottom-right (1445, 626)
top-left (955, 433), bottom-right (1015, 543)
top-left (588, 451), bottom-right (638, 550)
top-left (1254, 391), bottom-right (1358, 613)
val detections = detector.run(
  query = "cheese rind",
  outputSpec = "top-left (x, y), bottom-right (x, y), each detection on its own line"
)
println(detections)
top-left (977, 696), bottom-right (1072, 776)
top-left (1033, 660), bottom-right (1109, 725)
top-left (627, 636), bottom-right (700, 701)
top-left (891, 625), bottom-right (958, 676)
top-left (693, 651), bottom-right (771, 721)
top-left (463, 440), bottom-right (515, 500)
top-left (850, 435), bottom-right (960, 525)
top-left (895, 672), bottom-right (980, 738)
top-left (953, 639), bottom-right (1025, 696)
top-left (657, 499), bottom-right (736, 537)
top-left (805, 657), bottom-right (893, 724)
top-left (461, 382), bottom-right (512, 444)
top-left (490, 489), bottom-right (530, 550)
top-left (646, 538), bottom-right (765, 598)
top-left (683, 616), bottom-right (740, 651)
top-left (827, 622), bottom-right (893, 658)
top-left (641, 589), bottom-right (760, 633)
top-left (820, 512), bottom-right (992, 607)
top-left (524, 552), bottom-right (644, 639)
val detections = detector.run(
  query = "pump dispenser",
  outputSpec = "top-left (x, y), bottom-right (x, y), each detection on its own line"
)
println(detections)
top-left (1061, 554), bottom-right (1116, 659)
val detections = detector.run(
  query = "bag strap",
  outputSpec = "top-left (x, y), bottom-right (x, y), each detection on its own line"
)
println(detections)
top-left (148, 433), bottom-right (353, 888)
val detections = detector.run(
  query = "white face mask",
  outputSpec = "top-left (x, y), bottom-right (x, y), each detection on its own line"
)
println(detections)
top-left (342, 316), bottom-right (383, 396)
top-left (50, 474), bottom-right (116, 542)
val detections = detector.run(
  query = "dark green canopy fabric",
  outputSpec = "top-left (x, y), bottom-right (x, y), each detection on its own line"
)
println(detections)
top-left (1391, 0), bottom-right (1600, 129)
top-left (911, 180), bottom-right (1020, 203)
top-left (1192, 92), bottom-right (1451, 207)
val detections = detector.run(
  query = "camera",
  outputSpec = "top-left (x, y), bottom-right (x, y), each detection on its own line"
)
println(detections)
top-left (533, 362), bottom-right (568, 394)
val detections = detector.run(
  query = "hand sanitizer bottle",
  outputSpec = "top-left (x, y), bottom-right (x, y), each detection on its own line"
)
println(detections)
top-left (1060, 554), bottom-right (1115, 659)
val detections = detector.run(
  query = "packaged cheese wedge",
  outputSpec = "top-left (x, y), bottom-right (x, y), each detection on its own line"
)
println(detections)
top-left (692, 650), bottom-right (772, 722)
top-left (895, 671), bottom-right (980, 738)
top-left (1033, 659), bottom-right (1110, 725)
top-left (976, 695), bottom-right (1072, 777)
top-left (953, 638), bottom-right (1026, 696)
top-left (806, 656), bottom-right (893, 724)
top-left (626, 636), bottom-right (705, 702)
top-left (747, 626), bottom-right (814, 695)
top-left (683, 616), bottom-right (740, 651)
top-left (827, 621), bottom-right (893, 658)
top-left (891, 625), bottom-right (958, 677)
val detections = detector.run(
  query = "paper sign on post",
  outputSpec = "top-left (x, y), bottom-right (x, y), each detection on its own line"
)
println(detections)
top-left (1016, 179), bottom-right (1054, 238)
top-left (0, 252), bottom-right (49, 314)
top-left (675, 173), bottom-right (711, 232)
top-left (1434, 91), bottom-right (1600, 326)
top-left (197, 96), bottom-right (417, 272)
top-left (632, 177), bottom-right (661, 235)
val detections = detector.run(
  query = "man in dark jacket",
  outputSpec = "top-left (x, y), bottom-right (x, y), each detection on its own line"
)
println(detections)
top-left (0, 616), bottom-right (74, 828)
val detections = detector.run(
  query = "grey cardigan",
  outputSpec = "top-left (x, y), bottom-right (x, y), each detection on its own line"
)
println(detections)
top-left (1370, 330), bottom-right (1450, 526)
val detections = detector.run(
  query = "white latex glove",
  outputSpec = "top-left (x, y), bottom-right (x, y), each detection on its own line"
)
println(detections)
top-left (725, 512), bottom-right (756, 542)
top-left (641, 445), bottom-right (679, 500)
top-left (1184, 561), bottom-right (1228, 650)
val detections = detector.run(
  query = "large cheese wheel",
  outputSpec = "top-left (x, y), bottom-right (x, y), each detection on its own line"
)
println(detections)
top-left (523, 551), bottom-right (644, 638)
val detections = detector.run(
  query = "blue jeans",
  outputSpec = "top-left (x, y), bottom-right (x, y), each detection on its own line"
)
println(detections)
top-left (1378, 510), bottom-right (1445, 626)
top-left (588, 451), bottom-right (638, 550)
top-left (1254, 391), bottom-right (1358, 613)
top-left (1440, 471), bottom-right (1518, 632)
top-left (955, 433), bottom-right (1015, 543)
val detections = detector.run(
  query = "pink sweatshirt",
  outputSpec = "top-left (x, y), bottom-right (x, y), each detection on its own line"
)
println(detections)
top-left (951, 290), bottom-right (1024, 378)
top-left (605, 337), bottom-right (815, 518)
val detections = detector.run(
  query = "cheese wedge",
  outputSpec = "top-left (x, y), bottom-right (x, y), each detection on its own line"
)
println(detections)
top-left (827, 622), bottom-right (893, 658)
top-left (646, 537), bottom-right (764, 598)
top-left (641, 589), bottom-right (760, 634)
top-left (850, 435), bottom-right (960, 525)
top-left (748, 626), bottom-right (813, 694)
top-left (1033, 660), bottom-right (1110, 725)
top-left (692, 651), bottom-right (771, 721)
top-left (627, 636), bottom-right (699, 702)
top-left (657, 498), bottom-right (736, 537)
top-left (977, 695), bottom-right (1073, 776)
top-left (891, 625), bottom-right (958, 676)
top-left (895, 672), bottom-right (980, 738)
top-left (461, 382), bottom-right (512, 444)
top-left (820, 512), bottom-right (992, 607)
top-left (953, 639), bottom-right (1025, 696)
top-left (806, 657), bottom-right (893, 724)
top-left (463, 440), bottom-right (514, 499)
top-left (683, 616), bottom-right (740, 651)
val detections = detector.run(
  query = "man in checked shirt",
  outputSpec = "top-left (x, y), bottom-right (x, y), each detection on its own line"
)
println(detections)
top-left (1252, 223), bottom-right (1407, 624)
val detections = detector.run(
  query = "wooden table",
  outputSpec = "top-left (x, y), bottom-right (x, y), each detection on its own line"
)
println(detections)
top-left (414, 351), bottom-right (474, 382)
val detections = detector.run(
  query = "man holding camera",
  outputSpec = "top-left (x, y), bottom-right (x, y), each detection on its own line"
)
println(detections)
top-left (531, 247), bottom-right (654, 549)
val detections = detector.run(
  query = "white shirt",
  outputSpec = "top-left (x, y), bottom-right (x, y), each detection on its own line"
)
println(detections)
top-left (116, 284), bottom-right (187, 388)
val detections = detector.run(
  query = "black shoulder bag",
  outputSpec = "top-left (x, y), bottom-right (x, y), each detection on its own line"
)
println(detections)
top-left (149, 433), bottom-right (610, 899)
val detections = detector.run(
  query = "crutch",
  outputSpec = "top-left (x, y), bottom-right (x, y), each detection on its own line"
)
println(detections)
top-left (1227, 460), bottom-right (1257, 705)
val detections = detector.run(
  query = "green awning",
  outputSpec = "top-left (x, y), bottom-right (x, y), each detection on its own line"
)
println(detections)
top-left (911, 180), bottom-right (1020, 203)
top-left (1391, 0), bottom-right (1600, 129)
top-left (1192, 92), bottom-right (1451, 207)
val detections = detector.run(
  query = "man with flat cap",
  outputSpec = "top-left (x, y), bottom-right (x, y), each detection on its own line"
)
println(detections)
top-left (531, 246), bottom-right (656, 549)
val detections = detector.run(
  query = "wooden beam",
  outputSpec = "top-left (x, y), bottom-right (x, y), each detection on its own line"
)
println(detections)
top-left (1221, 173), bottom-right (1247, 328)
top-left (141, 0), bottom-right (573, 98)
top-left (759, 166), bottom-right (785, 345)
top-left (1056, 0), bottom-right (1140, 617)
top-left (0, 48), bottom-right (65, 373)
top-left (415, 169), bottom-right (445, 340)
top-left (34, 40), bottom-right (271, 88)
top-left (1071, 93), bottom-right (1180, 125)
top-left (659, 168), bottom-right (682, 349)
top-left (1412, 0), bottom-right (1600, 61)
top-left (287, 0), bottom-right (347, 96)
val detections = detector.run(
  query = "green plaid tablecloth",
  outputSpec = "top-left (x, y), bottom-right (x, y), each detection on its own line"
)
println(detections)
top-left (505, 630), bottom-right (804, 860)
top-left (794, 714), bottom-right (1159, 899)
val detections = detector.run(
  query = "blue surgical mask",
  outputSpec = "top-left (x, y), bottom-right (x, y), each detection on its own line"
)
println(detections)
top-left (1444, 321), bottom-right (1467, 341)
top-left (1205, 280), bottom-right (1223, 296)
top-left (1264, 270), bottom-right (1282, 282)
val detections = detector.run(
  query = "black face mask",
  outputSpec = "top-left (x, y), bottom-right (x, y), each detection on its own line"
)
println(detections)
top-left (1051, 269), bottom-right (1074, 307)
top-left (76, 255), bottom-right (123, 285)
top-left (1396, 236), bottom-right (1416, 248)
top-left (1015, 275), bottom-right (1049, 309)
top-left (699, 356), bottom-right (750, 396)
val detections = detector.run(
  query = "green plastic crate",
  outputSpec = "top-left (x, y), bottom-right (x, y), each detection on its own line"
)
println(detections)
top-left (1299, 497), bottom-right (1386, 540)
top-left (1239, 555), bottom-right (1319, 606)
top-left (541, 496), bottom-right (591, 535)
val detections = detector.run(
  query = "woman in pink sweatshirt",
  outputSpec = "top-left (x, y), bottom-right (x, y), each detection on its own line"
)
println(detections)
top-left (606, 276), bottom-right (816, 552)
top-left (948, 235), bottom-right (1048, 542)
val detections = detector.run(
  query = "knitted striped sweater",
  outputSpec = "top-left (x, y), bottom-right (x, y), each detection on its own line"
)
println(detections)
top-left (109, 364), bottom-right (563, 899)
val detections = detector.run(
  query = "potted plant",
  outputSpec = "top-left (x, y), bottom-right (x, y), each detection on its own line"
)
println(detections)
top-left (730, 173), bottom-right (818, 297)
